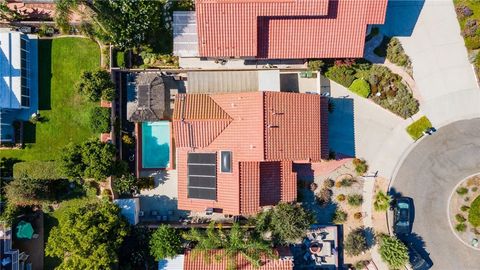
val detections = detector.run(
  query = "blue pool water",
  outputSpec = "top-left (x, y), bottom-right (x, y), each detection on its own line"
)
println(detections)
top-left (142, 121), bottom-right (170, 169)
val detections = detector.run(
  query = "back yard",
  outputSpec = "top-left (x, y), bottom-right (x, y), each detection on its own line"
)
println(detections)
top-left (0, 37), bottom-right (100, 161)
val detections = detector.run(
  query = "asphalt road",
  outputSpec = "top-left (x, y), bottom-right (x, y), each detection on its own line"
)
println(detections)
top-left (392, 118), bottom-right (480, 270)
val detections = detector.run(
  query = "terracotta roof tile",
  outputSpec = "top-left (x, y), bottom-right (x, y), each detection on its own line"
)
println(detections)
top-left (195, 0), bottom-right (388, 58)
top-left (184, 249), bottom-right (293, 270)
top-left (173, 92), bottom-right (326, 215)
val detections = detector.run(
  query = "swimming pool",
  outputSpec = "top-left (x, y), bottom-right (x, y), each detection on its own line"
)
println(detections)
top-left (141, 121), bottom-right (171, 169)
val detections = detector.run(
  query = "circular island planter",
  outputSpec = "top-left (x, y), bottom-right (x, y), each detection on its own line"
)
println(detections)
top-left (448, 174), bottom-right (480, 250)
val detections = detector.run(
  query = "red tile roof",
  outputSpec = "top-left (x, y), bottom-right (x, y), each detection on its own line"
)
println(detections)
top-left (173, 92), bottom-right (328, 215)
top-left (184, 249), bottom-right (293, 270)
top-left (195, 0), bottom-right (388, 59)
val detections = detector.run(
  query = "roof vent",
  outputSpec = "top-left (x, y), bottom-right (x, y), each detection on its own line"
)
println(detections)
top-left (268, 125), bottom-right (279, 128)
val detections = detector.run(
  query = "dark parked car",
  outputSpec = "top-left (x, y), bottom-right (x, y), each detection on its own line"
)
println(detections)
top-left (409, 243), bottom-right (433, 270)
top-left (393, 197), bottom-right (413, 235)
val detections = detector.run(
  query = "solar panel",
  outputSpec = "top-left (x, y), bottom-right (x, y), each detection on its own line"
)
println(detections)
top-left (187, 153), bottom-right (217, 200)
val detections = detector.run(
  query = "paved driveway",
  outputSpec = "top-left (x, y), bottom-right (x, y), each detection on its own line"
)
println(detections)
top-left (393, 0), bottom-right (480, 126)
top-left (392, 119), bottom-right (480, 270)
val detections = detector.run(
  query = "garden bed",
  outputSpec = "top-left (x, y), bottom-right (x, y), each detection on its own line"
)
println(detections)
top-left (324, 60), bottom-right (419, 118)
top-left (448, 174), bottom-right (480, 250)
top-left (454, 0), bottom-right (480, 81)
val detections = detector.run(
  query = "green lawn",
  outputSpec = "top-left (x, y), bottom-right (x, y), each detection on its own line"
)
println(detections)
top-left (0, 37), bottom-right (100, 162)
top-left (406, 116), bottom-right (432, 140)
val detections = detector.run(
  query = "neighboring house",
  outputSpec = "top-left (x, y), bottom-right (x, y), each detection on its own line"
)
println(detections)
top-left (172, 92), bottom-right (329, 215)
top-left (0, 29), bottom-right (38, 143)
top-left (159, 249), bottom-right (293, 270)
top-left (173, 0), bottom-right (388, 59)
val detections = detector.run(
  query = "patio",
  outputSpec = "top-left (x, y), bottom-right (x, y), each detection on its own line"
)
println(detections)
top-left (292, 225), bottom-right (339, 270)
top-left (138, 169), bottom-right (188, 223)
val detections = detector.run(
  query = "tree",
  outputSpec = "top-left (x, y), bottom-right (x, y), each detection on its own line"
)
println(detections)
top-left (183, 222), bottom-right (275, 270)
top-left (119, 227), bottom-right (155, 269)
top-left (75, 69), bottom-right (115, 102)
top-left (378, 235), bottom-right (409, 269)
top-left (89, 107), bottom-right (111, 133)
top-left (255, 202), bottom-right (314, 245)
top-left (46, 201), bottom-right (129, 269)
top-left (88, 0), bottom-right (165, 49)
top-left (308, 60), bottom-right (324, 71)
top-left (150, 225), bottom-right (183, 260)
top-left (59, 139), bottom-right (117, 181)
top-left (374, 190), bottom-right (392, 212)
top-left (5, 178), bottom-right (52, 206)
top-left (344, 227), bottom-right (368, 256)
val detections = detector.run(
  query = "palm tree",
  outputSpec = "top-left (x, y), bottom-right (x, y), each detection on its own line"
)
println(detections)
top-left (374, 190), bottom-right (392, 212)
top-left (184, 222), bottom-right (276, 270)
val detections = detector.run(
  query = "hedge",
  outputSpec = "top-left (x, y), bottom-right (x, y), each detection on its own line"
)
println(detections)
top-left (13, 161), bottom-right (64, 179)
top-left (349, 78), bottom-right (371, 98)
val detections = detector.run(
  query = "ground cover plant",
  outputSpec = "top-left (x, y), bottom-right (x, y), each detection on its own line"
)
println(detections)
top-left (468, 195), bottom-right (480, 227)
top-left (406, 116), bottom-right (432, 140)
top-left (454, 0), bottom-right (480, 79)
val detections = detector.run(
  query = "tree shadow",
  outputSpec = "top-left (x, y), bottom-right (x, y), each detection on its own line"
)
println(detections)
top-left (364, 227), bottom-right (377, 249)
top-left (23, 121), bottom-right (36, 143)
top-left (38, 39), bottom-right (52, 110)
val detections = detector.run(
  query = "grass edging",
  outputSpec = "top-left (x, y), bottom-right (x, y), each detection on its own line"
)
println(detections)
top-left (406, 116), bottom-right (432, 140)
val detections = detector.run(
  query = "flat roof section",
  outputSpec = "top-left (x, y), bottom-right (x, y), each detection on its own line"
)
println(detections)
top-left (173, 11), bottom-right (199, 57)
top-left (187, 70), bottom-right (281, 93)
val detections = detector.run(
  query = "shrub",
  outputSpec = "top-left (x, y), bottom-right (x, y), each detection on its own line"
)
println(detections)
top-left (150, 225), bottom-right (183, 260)
top-left (347, 194), bottom-right (364, 207)
top-left (122, 134), bottom-right (134, 145)
top-left (473, 187), bottom-right (478, 192)
top-left (337, 194), bottom-right (346, 202)
top-left (455, 223), bottom-right (467, 232)
top-left (349, 78), bottom-right (371, 98)
top-left (325, 64), bottom-right (356, 87)
top-left (323, 179), bottom-right (335, 189)
top-left (462, 19), bottom-right (479, 38)
top-left (461, 205), bottom-right (471, 212)
top-left (114, 174), bottom-right (138, 196)
top-left (378, 235), bottom-right (409, 269)
top-left (316, 188), bottom-right (333, 206)
top-left (465, 36), bottom-right (480, 50)
top-left (406, 116), bottom-right (432, 140)
top-left (337, 176), bottom-right (355, 187)
top-left (344, 227), bottom-right (368, 256)
top-left (386, 38), bottom-right (412, 68)
top-left (332, 209), bottom-right (348, 224)
top-left (468, 195), bottom-right (480, 227)
top-left (456, 214), bottom-right (467, 223)
top-left (89, 107), bottom-right (111, 133)
top-left (353, 158), bottom-right (368, 175)
top-left (465, 197), bottom-right (471, 202)
top-left (76, 69), bottom-right (115, 102)
top-left (457, 187), bottom-right (469, 195)
top-left (374, 190), bottom-right (392, 212)
top-left (455, 5), bottom-right (473, 19)
top-left (255, 203), bottom-right (314, 244)
top-left (354, 212), bottom-right (363, 220)
top-left (13, 161), bottom-right (63, 179)
top-left (308, 60), bottom-right (324, 71)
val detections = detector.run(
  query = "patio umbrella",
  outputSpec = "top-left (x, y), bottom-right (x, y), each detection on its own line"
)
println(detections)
top-left (16, 221), bottom-right (34, 239)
